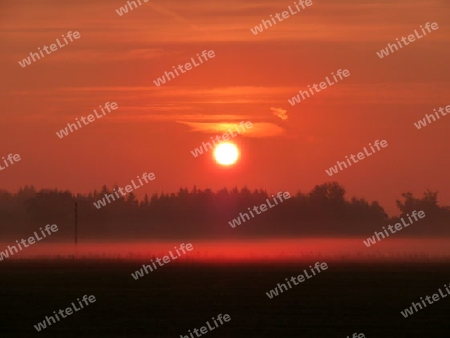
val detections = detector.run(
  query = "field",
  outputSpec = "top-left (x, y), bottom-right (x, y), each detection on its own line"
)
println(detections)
top-left (1, 260), bottom-right (450, 337)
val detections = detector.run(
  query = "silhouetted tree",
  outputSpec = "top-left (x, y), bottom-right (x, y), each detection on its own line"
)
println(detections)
top-left (0, 183), bottom-right (448, 240)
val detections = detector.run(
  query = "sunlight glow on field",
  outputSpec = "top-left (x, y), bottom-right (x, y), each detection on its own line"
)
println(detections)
top-left (3, 239), bottom-right (450, 261)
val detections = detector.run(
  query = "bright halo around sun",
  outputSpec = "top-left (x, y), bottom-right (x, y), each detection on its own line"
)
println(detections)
top-left (214, 143), bottom-right (239, 166)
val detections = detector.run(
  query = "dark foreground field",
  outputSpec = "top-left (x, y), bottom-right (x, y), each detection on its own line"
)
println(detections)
top-left (1, 260), bottom-right (450, 337)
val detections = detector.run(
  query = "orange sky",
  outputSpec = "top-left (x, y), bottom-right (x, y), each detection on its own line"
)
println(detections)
top-left (0, 0), bottom-right (449, 215)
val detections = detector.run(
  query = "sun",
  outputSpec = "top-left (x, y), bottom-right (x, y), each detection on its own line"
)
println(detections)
top-left (214, 143), bottom-right (239, 166)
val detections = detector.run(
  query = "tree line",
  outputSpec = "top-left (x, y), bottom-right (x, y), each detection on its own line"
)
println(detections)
top-left (0, 182), bottom-right (449, 241)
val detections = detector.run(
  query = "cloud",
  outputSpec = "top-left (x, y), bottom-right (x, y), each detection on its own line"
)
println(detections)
top-left (271, 107), bottom-right (288, 121)
top-left (177, 121), bottom-right (285, 138)
top-left (108, 114), bottom-right (255, 122)
top-left (146, 2), bottom-right (200, 30)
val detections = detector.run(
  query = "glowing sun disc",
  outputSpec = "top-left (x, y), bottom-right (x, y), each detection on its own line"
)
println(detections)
top-left (214, 143), bottom-right (239, 165)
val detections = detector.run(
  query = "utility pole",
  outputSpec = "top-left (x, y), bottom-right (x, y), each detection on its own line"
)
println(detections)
top-left (75, 199), bottom-right (78, 247)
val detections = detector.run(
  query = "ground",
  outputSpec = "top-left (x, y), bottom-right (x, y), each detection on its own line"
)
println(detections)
top-left (1, 260), bottom-right (450, 337)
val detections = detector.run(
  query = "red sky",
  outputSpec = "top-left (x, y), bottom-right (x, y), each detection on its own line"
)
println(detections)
top-left (0, 0), bottom-right (449, 216)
